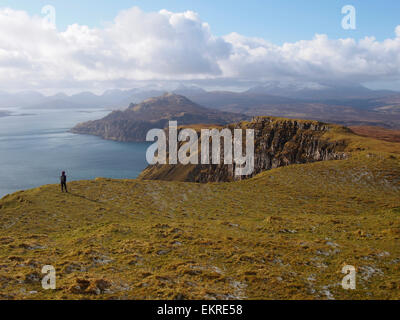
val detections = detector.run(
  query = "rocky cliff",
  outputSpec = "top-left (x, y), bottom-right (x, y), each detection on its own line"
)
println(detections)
top-left (71, 93), bottom-right (248, 142)
top-left (139, 116), bottom-right (349, 182)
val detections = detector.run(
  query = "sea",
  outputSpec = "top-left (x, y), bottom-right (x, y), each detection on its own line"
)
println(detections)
top-left (0, 107), bottom-right (150, 198)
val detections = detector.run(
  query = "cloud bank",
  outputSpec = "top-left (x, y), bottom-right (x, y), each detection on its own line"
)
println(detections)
top-left (0, 6), bottom-right (399, 91)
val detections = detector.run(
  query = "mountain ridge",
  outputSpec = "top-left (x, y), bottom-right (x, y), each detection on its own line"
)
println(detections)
top-left (70, 93), bottom-right (249, 142)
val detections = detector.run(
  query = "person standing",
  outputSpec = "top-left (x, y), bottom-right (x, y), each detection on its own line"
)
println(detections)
top-left (61, 171), bottom-right (68, 193)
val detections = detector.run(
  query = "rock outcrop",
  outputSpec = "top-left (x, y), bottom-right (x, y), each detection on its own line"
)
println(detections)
top-left (139, 116), bottom-right (349, 182)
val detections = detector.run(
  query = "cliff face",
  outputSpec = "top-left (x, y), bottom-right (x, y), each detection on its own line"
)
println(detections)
top-left (72, 117), bottom-right (168, 142)
top-left (71, 93), bottom-right (248, 142)
top-left (139, 116), bottom-right (349, 182)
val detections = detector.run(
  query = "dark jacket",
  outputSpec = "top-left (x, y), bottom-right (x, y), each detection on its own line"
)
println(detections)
top-left (60, 175), bottom-right (67, 183)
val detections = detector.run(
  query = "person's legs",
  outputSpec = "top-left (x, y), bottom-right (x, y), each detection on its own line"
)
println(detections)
top-left (61, 183), bottom-right (64, 192)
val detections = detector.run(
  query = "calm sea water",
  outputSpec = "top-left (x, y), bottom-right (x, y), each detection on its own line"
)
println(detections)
top-left (0, 107), bottom-right (150, 198)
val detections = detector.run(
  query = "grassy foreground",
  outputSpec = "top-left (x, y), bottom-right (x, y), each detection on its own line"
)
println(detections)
top-left (0, 128), bottom-right (399, 300)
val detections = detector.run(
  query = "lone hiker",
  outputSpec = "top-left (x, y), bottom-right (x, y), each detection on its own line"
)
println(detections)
top-left (61, 171), bottom-right (68, 193)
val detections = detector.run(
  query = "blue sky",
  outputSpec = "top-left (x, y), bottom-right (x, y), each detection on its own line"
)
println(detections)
top-left (2, 0), bottom-right (400, 43)
top-left (0, 0), bottom-right (399, 92)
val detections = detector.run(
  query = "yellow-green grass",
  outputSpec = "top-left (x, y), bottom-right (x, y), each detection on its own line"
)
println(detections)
top-left (0, 124), bottom-right (399, 300)
top-left (323, 124), bottom-right (400, 155)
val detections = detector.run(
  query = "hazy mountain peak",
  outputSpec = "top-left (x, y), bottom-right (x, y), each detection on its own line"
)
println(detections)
top-left (173, 84), bottom-right (206, 94)
top-left (139, 93), bottom-right (196, 107)
top-left (245, 81), bottom-right (398, 100)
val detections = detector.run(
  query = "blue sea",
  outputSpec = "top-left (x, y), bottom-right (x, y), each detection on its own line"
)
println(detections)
top-left (0, 107), bottom-right (150, 198)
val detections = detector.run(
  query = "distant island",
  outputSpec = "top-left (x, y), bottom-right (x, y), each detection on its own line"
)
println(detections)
top-left (0, 110), bottom-right (11, 117)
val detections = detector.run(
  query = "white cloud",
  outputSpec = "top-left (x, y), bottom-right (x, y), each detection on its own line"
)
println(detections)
top-left (0, 6), bottom-right (399, 91)
top-left (221, 32), bottom-right (400, 85)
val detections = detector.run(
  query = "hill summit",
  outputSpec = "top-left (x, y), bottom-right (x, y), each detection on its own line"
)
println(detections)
top-left (71, 93), bottom-right (248, 142)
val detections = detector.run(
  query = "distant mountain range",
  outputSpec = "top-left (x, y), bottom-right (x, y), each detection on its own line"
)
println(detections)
top-left (1, 83), bottom-right (398, 109)
top-left (175, 84), bottom-right (400, 129)
top-left (2, 83), bottom-right (400, 128)
top-left (244, 82), bottom-right (397, 100)
top-left (71, 93), bottom-right (248, 142)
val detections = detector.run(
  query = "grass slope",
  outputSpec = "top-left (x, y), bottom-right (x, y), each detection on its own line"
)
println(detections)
top-left (0, 131), bottom-right (399, 300)
top-left (350, 126), bottom-right (400, 143)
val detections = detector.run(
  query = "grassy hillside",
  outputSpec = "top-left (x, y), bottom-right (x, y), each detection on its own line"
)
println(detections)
top-left (0, 127), bottom-right (399, 300)
top-left (350, 126), bottom-right (400, 143)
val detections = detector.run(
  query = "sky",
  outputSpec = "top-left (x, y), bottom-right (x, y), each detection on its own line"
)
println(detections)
top-left (0, 0), bottom-right (399, 93)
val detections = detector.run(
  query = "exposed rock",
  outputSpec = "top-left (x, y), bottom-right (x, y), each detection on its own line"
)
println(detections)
top-left (63, 262), bottom-right (85, 274)
top-left (69, 278), bottom-right (91, 294)
top-left (69, 278), bottom-right (111, 295)
top-left (24, 271), bottom-right (41, 283)
top-left (139, 116), bottom-right (349, 182)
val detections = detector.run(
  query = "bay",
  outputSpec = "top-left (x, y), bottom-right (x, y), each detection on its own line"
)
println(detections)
top-left (0, 107), bottom-right (150, 198)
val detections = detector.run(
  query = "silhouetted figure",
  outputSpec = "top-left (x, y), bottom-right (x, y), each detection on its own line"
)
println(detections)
top-left (61, 171), bottom-right (68, 193)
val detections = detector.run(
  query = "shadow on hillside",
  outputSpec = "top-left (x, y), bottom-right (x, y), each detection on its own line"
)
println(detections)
top-left (67, 192), bottom-right (101, 204)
